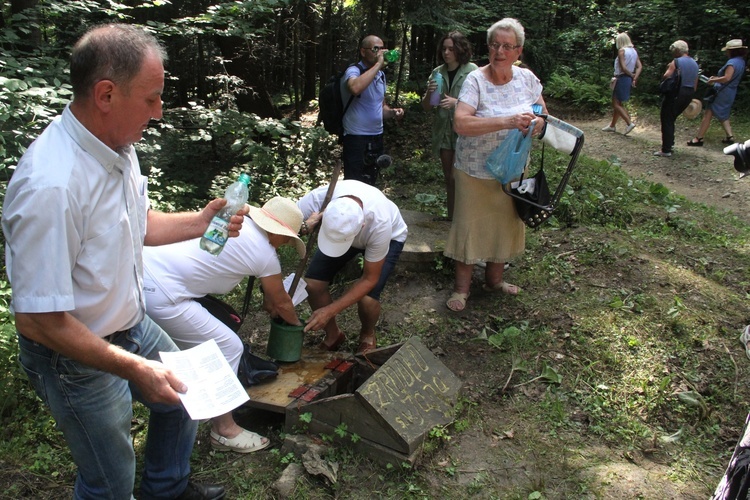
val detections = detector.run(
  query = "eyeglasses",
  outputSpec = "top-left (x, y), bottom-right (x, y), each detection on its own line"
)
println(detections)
top-left (367, 46), bottom-right (384, 53)
top-left (489, 42), bottom-right (521, 52)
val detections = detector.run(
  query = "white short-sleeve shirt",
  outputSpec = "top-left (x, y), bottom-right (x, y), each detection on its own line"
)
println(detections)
top-left (455, 67), bottom-right (543, 179)
top-left (143, 219), bottom-right (280, 303)
top-left (2, 104), bottom-right (149, 336)
top-left (297, 180), bottom-right (407, 262)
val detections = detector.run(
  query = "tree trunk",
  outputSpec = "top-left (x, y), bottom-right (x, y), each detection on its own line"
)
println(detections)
top-left (214, 35), bottom-right (279, 118)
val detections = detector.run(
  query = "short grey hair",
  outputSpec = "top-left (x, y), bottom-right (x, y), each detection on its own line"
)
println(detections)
top-left (670, 40), bottom-right (689, 55)
top-left (487, 18), bottom-right (525, 48)
top-left (70, 23), bottom-right (167, 99)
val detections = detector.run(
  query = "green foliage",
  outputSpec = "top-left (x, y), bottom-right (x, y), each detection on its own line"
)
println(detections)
top-left (139, 107), bottom-right (334, 209)
top-left (544, 71), bottom-right (611, 114)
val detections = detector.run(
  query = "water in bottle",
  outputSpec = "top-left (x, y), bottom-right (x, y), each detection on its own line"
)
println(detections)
top-left (200, 172), bottom-right (251, 255)
top-left (384, 49), bottom-right (400, 63)
top-left (430, 73), bottom-right (443, 106)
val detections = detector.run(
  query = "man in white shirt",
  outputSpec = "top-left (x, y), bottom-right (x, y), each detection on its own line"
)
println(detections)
top-left (2, 24), bottom-right (240, 500)
top-left (297, 180), bottom-right (407, 353)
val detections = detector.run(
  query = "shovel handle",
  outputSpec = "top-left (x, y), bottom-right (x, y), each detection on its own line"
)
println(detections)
top-left (288, 160), bottom-right (342, 298)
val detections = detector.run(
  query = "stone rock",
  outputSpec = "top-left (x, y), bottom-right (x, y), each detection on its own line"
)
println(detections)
top-left (273, 462), bottom-right (304, 498)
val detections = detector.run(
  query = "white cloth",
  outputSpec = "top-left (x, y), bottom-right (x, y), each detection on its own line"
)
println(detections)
top-left (455, 67), bottom-right (543, 180)
top-left (2, 104), bottom-right (149, 336)
top-left (143, 219), bottom-right (281, 371)
top-left (297, 180), bottom-right (407, 262)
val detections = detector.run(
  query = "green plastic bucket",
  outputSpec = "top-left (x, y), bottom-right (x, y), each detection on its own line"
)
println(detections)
top-left (266, 319), bottom-right (304, 362)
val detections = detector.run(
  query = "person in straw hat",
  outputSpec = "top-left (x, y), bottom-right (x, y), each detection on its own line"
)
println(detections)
top-left (142, 196), bottom-right (305, 454)
top-left (687, 39), bottom-right (747, 147)
top-left (654, 40), bottom-right (700, 157)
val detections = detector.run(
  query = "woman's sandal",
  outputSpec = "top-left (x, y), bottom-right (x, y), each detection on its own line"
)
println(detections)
top-left (722, 135), bottom-right (736, 144)
top-left (446, 292), bottom-right (469, 312)
top-left (210, 429), bottom-right (270, 453)
top-left (482, 281), bottom-right (520, 295)
top-left (318, 331), bottom-right (345, 351)
top-left (686, 137), bottom-right (704, 147)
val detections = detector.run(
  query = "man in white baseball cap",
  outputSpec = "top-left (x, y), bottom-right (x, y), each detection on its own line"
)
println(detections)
top-left (297, 180), bottom-right (408, 353)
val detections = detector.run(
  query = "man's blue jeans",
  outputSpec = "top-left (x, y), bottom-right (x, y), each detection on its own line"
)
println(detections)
top-left (17, 316), bottom-right (197, 500)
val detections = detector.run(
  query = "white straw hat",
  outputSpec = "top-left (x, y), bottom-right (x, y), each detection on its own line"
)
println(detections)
top-left (247, 197), bottom-right (306, 257)
top-left (721, 39), bottom-right (747, 51)
top-left (683, 99), bottom-right (702, 120)
top-left (318, 197), bottom-right (364, 257)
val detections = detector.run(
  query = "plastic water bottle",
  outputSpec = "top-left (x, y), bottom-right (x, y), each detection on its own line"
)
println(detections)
top-left (430, 73), bottom-right (443, 106)
top-left (200, 173), bottom-right (251, 255)
top-left (384, 49), bottom-right (400, 63)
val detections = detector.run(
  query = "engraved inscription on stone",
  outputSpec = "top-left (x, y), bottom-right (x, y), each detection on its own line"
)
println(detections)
top-left (357, 337), bottom-right (462, 444)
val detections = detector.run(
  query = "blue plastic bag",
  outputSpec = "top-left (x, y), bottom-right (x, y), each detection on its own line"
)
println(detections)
top-left (486, 120), bottom-right (536, 184)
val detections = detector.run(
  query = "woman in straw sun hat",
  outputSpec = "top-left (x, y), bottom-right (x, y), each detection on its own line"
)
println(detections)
top-left (687, 39), bottom-right (747, 147)
top-left (142, 196), bottom-right (305, 454)
top-left (654, 40), bottom-right (700, 158)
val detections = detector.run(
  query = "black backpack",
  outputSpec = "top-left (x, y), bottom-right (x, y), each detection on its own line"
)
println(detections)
top-left (318, 62), bottom-right (365, 137)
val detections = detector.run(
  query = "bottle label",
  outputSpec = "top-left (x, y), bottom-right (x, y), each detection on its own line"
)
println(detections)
top-left (202, 216), bottom-right (229, 247)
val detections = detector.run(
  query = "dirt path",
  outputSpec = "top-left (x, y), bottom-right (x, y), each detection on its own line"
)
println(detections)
top-left (573, 115), bottom-right (750, 223)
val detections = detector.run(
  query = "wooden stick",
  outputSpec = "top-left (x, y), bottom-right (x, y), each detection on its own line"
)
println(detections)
top-left (288, 160), bottom-right (342, 298)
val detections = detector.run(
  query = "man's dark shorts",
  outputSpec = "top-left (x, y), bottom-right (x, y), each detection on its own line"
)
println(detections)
top-left (305, 239), bottom-right (404, 301)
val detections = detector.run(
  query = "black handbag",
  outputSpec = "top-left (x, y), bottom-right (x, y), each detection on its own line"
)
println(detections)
top-left (193, 278), bottom-right (279, 387)
top-left (659, 59), bottom-right (681, 94)
top-left (510, 165), bottom-right (552, 228)
top-left (502, 115), bottom-right (584, 229)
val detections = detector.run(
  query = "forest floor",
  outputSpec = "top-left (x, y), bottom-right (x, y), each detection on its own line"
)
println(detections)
top-left (238, 109), bottom-right (750, 499)
top-left (5, 109), bottom-right (750, 499)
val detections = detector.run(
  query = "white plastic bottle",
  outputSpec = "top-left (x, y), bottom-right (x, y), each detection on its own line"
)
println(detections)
top-left (200, 172), bottom-right (251, 255)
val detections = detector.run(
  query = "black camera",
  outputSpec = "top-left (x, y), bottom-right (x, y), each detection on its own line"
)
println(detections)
top-left (724, 139), bottom-right (750, 175)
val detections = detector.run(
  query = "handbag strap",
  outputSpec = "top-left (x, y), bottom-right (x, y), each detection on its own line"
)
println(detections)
top-left (516, 124), bottom-right (544, 184)
top-left (241, 276), bottom-right (255, 319)
top-left (713, 66), bottom-right (742, 95)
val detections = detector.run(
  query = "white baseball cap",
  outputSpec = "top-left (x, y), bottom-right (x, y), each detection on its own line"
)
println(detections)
top-left (318, 197), bottom-right (364, 257)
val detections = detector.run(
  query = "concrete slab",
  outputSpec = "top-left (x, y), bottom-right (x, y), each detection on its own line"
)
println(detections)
top-left (399, 209), bottom-right (451, 270)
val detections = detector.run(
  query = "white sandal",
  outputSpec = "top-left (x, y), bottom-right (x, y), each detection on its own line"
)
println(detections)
top-left (210, 429), bottom-right (270, 453)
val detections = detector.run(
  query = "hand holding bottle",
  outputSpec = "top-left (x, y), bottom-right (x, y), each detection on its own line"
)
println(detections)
top-left (200, 173), bottom-right (251, 255)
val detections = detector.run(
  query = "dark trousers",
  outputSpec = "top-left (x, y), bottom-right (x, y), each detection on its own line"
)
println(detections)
top-left (660, 87), bottom-right (695, 153)
top-left (342, 133), bottom-right (384, 185)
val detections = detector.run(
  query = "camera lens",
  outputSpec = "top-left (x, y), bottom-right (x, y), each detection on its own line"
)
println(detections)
top-left (724, 140), bottom-right (750, 173)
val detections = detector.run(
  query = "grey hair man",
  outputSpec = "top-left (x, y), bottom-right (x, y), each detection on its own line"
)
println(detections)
top-left (2, 23), bottom-right (243, 500)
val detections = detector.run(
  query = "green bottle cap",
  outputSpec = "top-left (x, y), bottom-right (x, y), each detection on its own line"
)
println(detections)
top-left (238, 172), bottom-right (251, 186)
